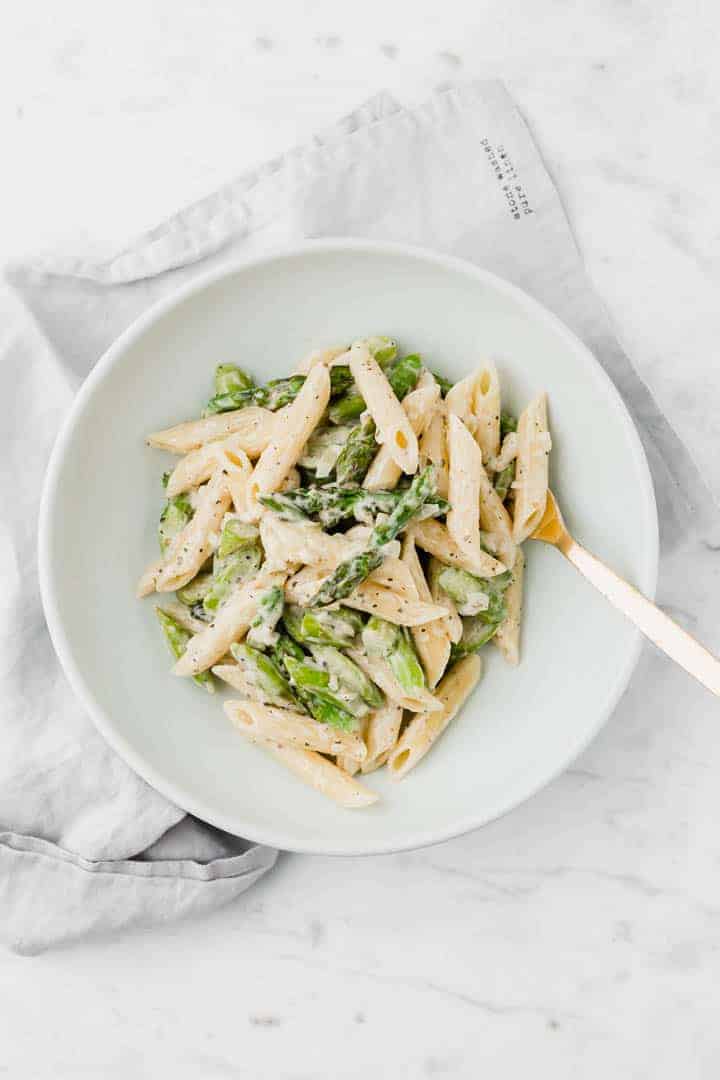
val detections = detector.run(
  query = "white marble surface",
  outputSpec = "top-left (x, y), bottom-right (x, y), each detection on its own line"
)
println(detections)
top-left (2, 1), bottom-right (720, 1076)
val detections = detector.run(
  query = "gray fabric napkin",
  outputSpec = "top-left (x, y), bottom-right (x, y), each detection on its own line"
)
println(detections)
top-left (1, 81), bottom-right (711, 954)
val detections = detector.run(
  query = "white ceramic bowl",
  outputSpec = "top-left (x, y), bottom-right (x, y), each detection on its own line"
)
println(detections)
top-left (39, 240), bottom-right (658, 855)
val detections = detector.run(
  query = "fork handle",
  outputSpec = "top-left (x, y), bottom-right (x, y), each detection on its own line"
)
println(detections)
top-left (562, 538), bottom-right (720, 696)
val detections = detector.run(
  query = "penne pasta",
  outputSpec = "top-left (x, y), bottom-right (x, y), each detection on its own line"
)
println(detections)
top-left (147, 405), bottom-right (275, 456)
top-left (476, 458), bottom-right (516, 569)
top-left (156, 601), bottom-right (208, 635)
top-left (246, 364), bottom-right (331, 518)
top-left (236, 729), bottom-right (379, 808)
top-left (137, 558), bottom-right (164, 599)
top-left (336, 754), bottom-right (361, 776)
top-left (410, 518), bottom-right (507, 579)
top-left (446, 413), bottom-right (484, 578)
top-left (489, 431), bottom-right (518, 474)
top-left (156, 470), bottom-right (232, 593)
top-left (348, 343), bottom-right (418, 474)
top-left (293, 345), bottom-right (348, 375)
top-left (260, 516), bottom-right (350, 571)
top-left (166, 434), bottom-right (251, 497)
top-left (512, 393), bottom-right (551, 543)
top-left (446, 362), bottom-right (500, 464)
top-left (494, 548), bottom-right (525, 665)
top-left (364, 372), bottom-right (440, 491)
top-left (387, 655), bottom-right (482, 779)
top-left (212, 663), bottom-right (258, 697)
top-left (361, 702), bottom-right (404, 773)
top-left (225, 699), bottom-right (366, 759)
top-left (174, 570), bottom-right (286, 676)
top-left (418, 401), bottom-right (449, 498)
top-left (472, 363), bottom-right (501, 464)
top-left (401, 535), bottom-right (453, 688)
top-left (344, 582), bottom-right (448, 626)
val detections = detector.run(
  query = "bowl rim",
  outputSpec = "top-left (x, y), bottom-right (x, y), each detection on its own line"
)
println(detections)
top-left (38, 238), bottom-right (659, 856)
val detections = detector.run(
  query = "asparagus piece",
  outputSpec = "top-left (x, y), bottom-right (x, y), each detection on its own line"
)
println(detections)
top-left (203, 544), bottom-right (262, 615)
top-left (328, 365), bottom-right (354, 396)
top-left (387, 353), bottom-right (422, 401)
top-left (309, 465), bottom-right (438, 606)
top-left (203, 374), bottom-right (306, 417)
top-left (431, 370), bottom-right (453, 397)
top-left (283, 656), bottom-right (363, 726)
top-left (204, 362), bottom-right (358, 419)
top-left (362, 615), bottom-right (400, 658)
top-left (283, 605), bottom-right (362, 648)
top-left (494, 461), bottom-right (516, 502)
top-left (299, 424), bottom-right (354, 479)
top-left (229, 642), bottom-right (296, 707)
top-left (365, 336), bottom-right (399, 366)
top-left (500, 411), bottom-right (518, 437)
top-left (272, 631), bottom-right (359, 728)
top-left (299, 691), bottom-right (356, 731)
top-left (246, 586), bottom-right (285, 650)
top-left (155, 608), bottom-right (214, 692)
top-left (308, 644), bottom-right (384, 708)
top-left (309, 548), bottom-right (385, 608)
top-left (158, 493), bottom-right (193, 555)
top-left (334, 416), bottom-right (378, 485)
top-left (260, 482), bottom-right (450, 528)
top-left (161, 471), bottom-right (170, 489)
top-left (388, 628), bottom-right (426, 695)
top-left (272, 632), bottom-right (305, 676)
top-left (450, 611), bottom-right (506, 661)
top-left (176, 572), bottom-right (213, 607)
top-left (437, 566), bottom-right (512, 617)
top-left (372, 465), bottom-right (437, 546)
top-left (362, 617), bottom-right (425, 694)
top-left (214, 363), bottom-right (255, 396)
top-left (300, 607), bottom-right (363, 647)
top-left (217, 518), bottom-right (260, 559)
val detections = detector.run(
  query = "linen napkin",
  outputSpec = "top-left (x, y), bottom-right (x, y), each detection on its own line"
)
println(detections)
top-left (1, 81), bottom-right (711, 954)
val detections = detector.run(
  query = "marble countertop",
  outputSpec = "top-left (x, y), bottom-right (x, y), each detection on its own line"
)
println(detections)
top-left (2, 1), bottom-right (719, 1076)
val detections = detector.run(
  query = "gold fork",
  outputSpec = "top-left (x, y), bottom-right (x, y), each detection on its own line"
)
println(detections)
top-left (532, 492), bottom-right (720, 695)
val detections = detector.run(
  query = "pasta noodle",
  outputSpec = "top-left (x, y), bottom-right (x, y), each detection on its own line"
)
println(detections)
top-left (234, 728), bottom-right (379, 808)
top-left (512, 393), bottom-right (551, 543)
top-left (246, 364), bottom-right (331, 518)
top-left (166, 434), bottom-right (252, 497)
top-left (364, 372), bottom-right (440, 491)
top-left (387, 655), bottom-right (482, 779)
top-left (361, 702), bottom-right (404, 773)
top-left (419, 401), bottom-right (449, 498)
top-left (174, 570), bottom-right (286, 676)
top-left (476, 459), bottom-right (516, 569)
top-left (410, 518), bottom-right (507, 579)
top-left (147, 406), bottom-right (275, 456)
top-left (156, 470), bottom-right (232, 593)
top-left (348, 343), bottom-right (418, 474)
top-left (446, 413), bottom-right (484, 578)
top-left (446, 362), bottom-right (500, 463)
top-left (293, 345), bottom-right (347, 375)
top-left (494, 548), bottom-right (525, 665)
top-left (225, 699), bottom-right (366, 759)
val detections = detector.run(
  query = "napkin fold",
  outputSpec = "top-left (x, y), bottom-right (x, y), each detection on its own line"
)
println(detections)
top-left (1, 81), bottom-right (711, 953)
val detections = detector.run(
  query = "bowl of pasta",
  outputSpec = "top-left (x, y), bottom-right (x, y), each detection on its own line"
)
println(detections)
top-left (39, 240), bottom-right (658, 854)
